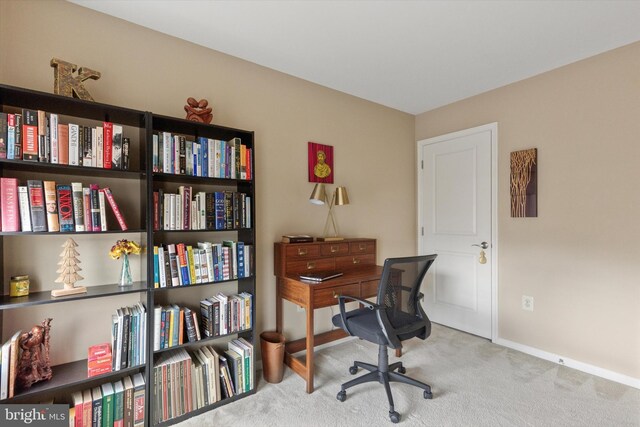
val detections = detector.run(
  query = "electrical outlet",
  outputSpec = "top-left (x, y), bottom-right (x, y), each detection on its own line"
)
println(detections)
top-left (522, 295), bottom-right (534, 311)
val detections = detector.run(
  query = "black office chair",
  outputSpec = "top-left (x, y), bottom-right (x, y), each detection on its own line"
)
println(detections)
top-left (331, 254), bottom-right (437, 423)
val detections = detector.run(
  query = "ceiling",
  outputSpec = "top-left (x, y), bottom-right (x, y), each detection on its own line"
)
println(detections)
top-left (70, 1), bottom-right (640, 115)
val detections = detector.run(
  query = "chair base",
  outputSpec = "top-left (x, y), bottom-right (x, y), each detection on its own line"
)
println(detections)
top-left (336, 344), bottom-right (432, 423)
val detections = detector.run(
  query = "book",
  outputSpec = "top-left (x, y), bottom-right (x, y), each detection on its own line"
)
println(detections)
top-left (13, 113), bottom-right (22, 159)
top-left (132, 372), bottom-right (145, 427)
top-left (91, 386), bottom-right (103, 427)
top-left (98, 189), bottom-right (107, 231)
top-left (122, 137), bottom-right (130, 170)
top-left (87, 343), bottom-right (112, 377)
top-left (100, 382), bottom-right (115, 427)
top-left (17, 186), bottom-right (31, 232)
top-left (112, 379), bottom-right (125, 427)
top-left (282, 234), bottom-right (314, 243)
top-left (27, 180), bottom-right (47, 232)
top-left (68, 123), bottom-right (80, 166)
top-left (82, 389), bottom-right (93, 427)
top-left (50, 113), bottom-right (59, 164)
top-left (122, 376), bottom-right (134, 427)
top-left (71, 391), bottom-right (83, 427)
top-left (37, 110), bottom-right (48, 162)
top-left (103, 122), bottom-right (113, 169)
top-left (89, 184), bottom-right (101, 231)
top-left (101, 187), bottom-right (128, 231)
top-left (1, 177), bottom-right (20, 232)
top-left (71, 182), bottom-right (85, 232)
top-left (43, 180), bottom-right (60, 232)
top-left (6, 113), bottom-right (15, 160)
top-left (112, 124), bottom-right (123, 170)
top-left (7, 330), bottom-right (21, 399)
top-left (56, 184), bottom-right (74, 232)
top-left (22, 109), bottom-right (38, 161)
top-left (58, 123), bottom-right (69, 165)
top-left (167, 244), bottom-right (180, 287)
top-left (0, 112), bottom-right (6, 159)
top-left (299, 270), bottom-right (344, 282)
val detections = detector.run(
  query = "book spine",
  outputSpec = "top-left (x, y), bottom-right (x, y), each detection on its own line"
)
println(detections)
top-left (43, 180), bottom-right (60, 232)
top-left (102, 187), bottom-right (128, 231)
top-left (58, 123), bottom-right (69, 165)
top-left (167, 244), bottom-right (180, 287)
top-left (50, 113), bottom-right (59, 164)
top-left (14, 114), bottom-right (22, 159)
top-left (96, 126), bottom-right (104, 168)
top-left (83, 125), bottom-right (93, 166)
top-left (0, 112), bottom-right (7, 159)
top-left (103, 122), bottom-right (113, 169)
top-left (83, 187), bottom-right (92, 231)
top-left (112, 124), bottom-right (123, 170)
top-left (22, 109), bottom-right (38, 161)
top-left (176, 243), bottom-right (190, 286)
top-left (98, 190), bottom-right (107, 231)
top-left (71, 182), bottom-right (85, 232)
top-left (6, 113), bottom-right (14, 160)
top-left (37, 110), bottom-right (47, 162)
top-left (77, 125), bottom-right (84, 166)
top-left (17, 186), bottom-right (32, 232)
top-left (0, 178), bottom-right (19, 232)
top-left (122, 137), bottom-right (130, 170)
top-left (90, 184), bottom-right (101, 231)
top-left (187, 246), bottom-right (196, 284)
top-left (68, 123), bottom-right (80, 166)
top-left (56, 184), bottom-right (74, 232)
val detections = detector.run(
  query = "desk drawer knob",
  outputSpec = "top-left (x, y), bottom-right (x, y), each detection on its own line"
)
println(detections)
top-left (333, 291), bottom-right (340, 299)
top-left (298, 248), bottom-right (308, 256)
top-left (307, 262), bottom-right (315, 270)
top-left (352, 257), bottom-right (361, 264)
top-left (359, 244), bottom-right (366, 251)
top-left (331, 245), bottom-right (339, 253)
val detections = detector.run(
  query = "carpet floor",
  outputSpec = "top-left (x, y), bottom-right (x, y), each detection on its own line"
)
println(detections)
top-left (177, 324), bottom-right (640, 426)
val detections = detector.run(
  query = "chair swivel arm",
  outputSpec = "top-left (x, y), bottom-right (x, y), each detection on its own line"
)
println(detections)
top-left (336, 295), bottom-right (379, 336)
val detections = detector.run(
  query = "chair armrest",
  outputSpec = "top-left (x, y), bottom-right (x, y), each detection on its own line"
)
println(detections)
top-left (335, 295), bottom-right (379, 337)
top-left (337, 295), bottom-right (377, 310)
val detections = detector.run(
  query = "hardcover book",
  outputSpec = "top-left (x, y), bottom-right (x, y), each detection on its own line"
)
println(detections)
top-left (68, 123), bottom-right (80, 166)
top-left (27, 180), bottom-right (47, 232)
top-left (0, 112), bottom-right (7, 159)
top-left (43, 180), bottom-right (60, 232)
top-left (103, 122), bottom-right (113, 169)
top-left (17, 186), bottom-right (32, 232)
top-left (22, 109), bottom-right (38, 161)
top-left (56, 184), bottom-right (74, 232)
top-left (101, 187), bottom-right (128, 231)
top-left (7, 113), bottom-right (16, 160)
top-left (89, 184), bottom-right (101, 231)
top-left (112, 124), bottom-right (123, 170)
top-left (50, 113), bottom-right (59, 164)
top-left (71, 182), bottom-right (85, 232)
top-left (0, 177), bottom-right (20, 232)
top-left (58, 123), bottom-right (69, 165)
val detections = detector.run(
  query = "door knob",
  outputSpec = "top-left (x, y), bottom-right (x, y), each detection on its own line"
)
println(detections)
top-left (471, 241), bottom-right (489, 250)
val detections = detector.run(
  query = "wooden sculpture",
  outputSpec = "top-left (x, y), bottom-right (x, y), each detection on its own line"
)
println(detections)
top-left (184, 97), bottom-right (213, 123)
top-left (16, 318), bottom-right (53, 391)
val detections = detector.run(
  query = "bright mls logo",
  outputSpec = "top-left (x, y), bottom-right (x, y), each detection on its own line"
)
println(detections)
top-left (1, 405), bottom-right (68, 427)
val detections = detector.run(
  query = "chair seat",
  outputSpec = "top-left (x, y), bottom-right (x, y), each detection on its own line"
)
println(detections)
top-left (332, 308), bottom-right (427, 346)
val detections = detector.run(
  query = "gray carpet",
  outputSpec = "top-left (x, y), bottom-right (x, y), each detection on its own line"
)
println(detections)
top-left (177, 324), bottom-right (640, 426)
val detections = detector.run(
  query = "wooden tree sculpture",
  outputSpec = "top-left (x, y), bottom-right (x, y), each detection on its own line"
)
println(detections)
top-left (52, 238), bottom-right (87, 297)
top-left (510, 148), bottom-right (537, 217)
top-left (16, 318), bottom-right (53, 391)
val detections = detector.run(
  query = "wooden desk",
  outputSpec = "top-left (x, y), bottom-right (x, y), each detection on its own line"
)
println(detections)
top-left (274, 238), bottom-right (381, 393)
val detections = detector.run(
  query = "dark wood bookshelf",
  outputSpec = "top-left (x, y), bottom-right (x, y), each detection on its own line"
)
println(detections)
top-left (152, 172), bottom-right (251, 186)
top-left (153, 327), bottom-right (253, 354)
top-left (0, 158), bottom-right (145, 177)
top-left (0, 281), bottom-right (147, 310)
top-left (0, 229), bottom-right (146, 236)
top-left (152, 275), bottom-right (255, 292)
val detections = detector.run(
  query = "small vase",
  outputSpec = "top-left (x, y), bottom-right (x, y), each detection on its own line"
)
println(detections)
top-left (119, 253), bottom-right (133, 286)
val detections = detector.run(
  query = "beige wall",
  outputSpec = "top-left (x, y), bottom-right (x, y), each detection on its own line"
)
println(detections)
top-left (416, 42), bottom-right (640, 379)
top-left (0, 1), bottom-right (416, 363)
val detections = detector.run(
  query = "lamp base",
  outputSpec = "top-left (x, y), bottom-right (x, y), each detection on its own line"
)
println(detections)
top-left (316, 236), bottom-right (345, 242)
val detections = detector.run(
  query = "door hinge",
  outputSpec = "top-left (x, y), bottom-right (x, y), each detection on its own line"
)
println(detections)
top-left (421, 160), bottom-right (424, 169)
top-left (421, 227), bottom-right (424, 236)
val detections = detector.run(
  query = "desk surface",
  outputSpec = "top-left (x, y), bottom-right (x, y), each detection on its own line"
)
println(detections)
top-left (286, 264), bottom-right (385, 288)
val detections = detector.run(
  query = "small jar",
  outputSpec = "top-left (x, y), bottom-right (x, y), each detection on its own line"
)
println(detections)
top-left (10, 275), bottom-right (30, 297)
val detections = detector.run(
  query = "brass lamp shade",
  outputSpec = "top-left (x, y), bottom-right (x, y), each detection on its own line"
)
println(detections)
top-left (335, 186), bottom-right (349, 206)
top-left (309, 183), bottom-right (327, 205)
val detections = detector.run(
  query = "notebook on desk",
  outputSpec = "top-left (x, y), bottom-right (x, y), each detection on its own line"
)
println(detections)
top-left (299, 271), bottom-right (344, 282)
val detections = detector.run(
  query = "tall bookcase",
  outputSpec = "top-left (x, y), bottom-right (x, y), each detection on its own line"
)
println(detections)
top-left (0, 84), bottom-right (257, 426)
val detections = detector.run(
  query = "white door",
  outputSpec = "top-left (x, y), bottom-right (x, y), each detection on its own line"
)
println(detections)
top-left (417, 123), bottom-right (497, 339)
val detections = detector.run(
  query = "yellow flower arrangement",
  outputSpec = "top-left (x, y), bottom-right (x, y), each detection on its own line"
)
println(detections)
top-left (109, 239), bottom-right (142, 260)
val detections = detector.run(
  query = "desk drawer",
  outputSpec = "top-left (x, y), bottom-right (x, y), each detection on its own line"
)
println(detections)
top-left (336, 254), bottom-right (375, 269)
top-left (350, 241), bottom-right (375, 255)
top-left (360, 279), bottom-right (379, 299)
top-left (320, 242), bottom-right (349, 256)
top-left (285, 244), bottom-right (321, 259)
top-left (314, 284), bottom-right (360, 308)
top-left (286, 258), bottom-right (335, 274)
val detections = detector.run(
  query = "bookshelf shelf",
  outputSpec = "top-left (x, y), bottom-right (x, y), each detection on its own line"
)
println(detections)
top-left (4, 360), bottom-right (144, 403)
top-left (0, 281), bottom-right (147, 310)
top-left (0, 84), bottom-right (256, 426)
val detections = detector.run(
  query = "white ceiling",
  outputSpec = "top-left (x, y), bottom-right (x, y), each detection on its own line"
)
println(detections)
top-left (70, 0), bottom-right (640, 115)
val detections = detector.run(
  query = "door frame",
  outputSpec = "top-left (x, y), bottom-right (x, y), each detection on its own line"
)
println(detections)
top-left (417, 122), bottom-right (499, 341)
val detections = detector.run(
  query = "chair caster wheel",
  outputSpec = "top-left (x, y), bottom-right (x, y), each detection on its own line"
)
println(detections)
top-left (389, 411), bottom-right (401, 423)
top-left (424, 390), bottom-right (433, 399)
top-left (349, 366), bottom-right (358, 375)
top-left (337, 390), bottom-right (346, 402)
top-left (397, 366), bottom-right (406, 374)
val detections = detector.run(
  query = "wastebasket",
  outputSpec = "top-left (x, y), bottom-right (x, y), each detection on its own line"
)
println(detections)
top-left (260, 331), bottom-right (285, 383)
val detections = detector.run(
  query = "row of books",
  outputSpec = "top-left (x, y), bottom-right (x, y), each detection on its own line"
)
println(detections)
top-left (0, 178), bottom-right (127, 232)
top-left (152, 339), bottom-right (253, 424)
top-left (153, 291), bottom-right (252, 350)
top-left (153, 188), bottom-right (251, 231)
top-left (69, 373), bottom-right (145, 427)
top-left (0, 111), bottom-right (130, 169)
top-left (152, 132), bottom-right (252, 180)
top-left (152, 241), bottom-right (253, 288)
top-left (110, 303), bottom-right (147, 372)
top-left (0, 330), bottom-right (21, 400)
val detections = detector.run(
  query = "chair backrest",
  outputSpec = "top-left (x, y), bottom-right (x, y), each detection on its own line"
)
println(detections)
top-left (376, 255), bottom-right (437, 346)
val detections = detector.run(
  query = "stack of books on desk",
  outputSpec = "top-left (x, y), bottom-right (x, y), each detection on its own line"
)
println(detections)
top-left (282, 235), bottom-right (314, 243)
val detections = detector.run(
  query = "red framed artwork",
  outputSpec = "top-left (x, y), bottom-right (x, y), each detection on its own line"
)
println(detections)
top-left (308, 142), bottom-right (334, 183)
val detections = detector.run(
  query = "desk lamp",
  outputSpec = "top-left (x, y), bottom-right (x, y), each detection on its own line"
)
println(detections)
top-left (309, 183), bottom-right (350, 241)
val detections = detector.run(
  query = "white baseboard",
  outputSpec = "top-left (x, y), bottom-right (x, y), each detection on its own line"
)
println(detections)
top-left (494, 337), bottom-right (640, 389)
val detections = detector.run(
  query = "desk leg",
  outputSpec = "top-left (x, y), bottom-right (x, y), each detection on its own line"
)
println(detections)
top-left (305, 306), bottom-right (315, 393)
top-left (276, 280), bottom-right (283, 334)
